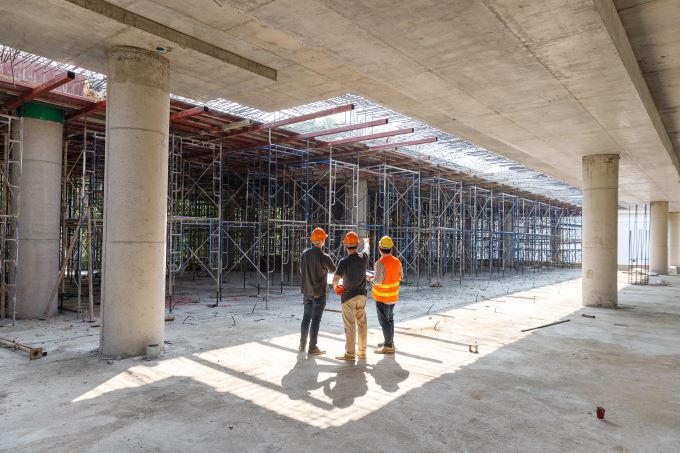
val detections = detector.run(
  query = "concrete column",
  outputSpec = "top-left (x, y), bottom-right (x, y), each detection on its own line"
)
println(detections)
top-left (650, 201), bottom-right (669, 274)
top-left (357, 176), bottom-right (369, 237)
top-left (550, 215), bottom-right (561, 266)
top-left (670, 212), bottom-right (680, 268)
top-left (100, 47), bottom-right (170, 358)
top-left (14, 104), bottom-right (64, 318)
top-left (503, 213), bottom-right (514, 270)
top-left (582, 154), bottom-right (619, 308)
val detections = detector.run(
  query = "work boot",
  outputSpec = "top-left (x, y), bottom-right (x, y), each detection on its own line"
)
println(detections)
top-left (335, 352), bottom-right (356, 361)
top-left (308, 346), bottom-right (325, 356)
top-left (299, 339), bottom-right (306, 352)
top-left (375, 345), bottom-right (395, 354)
top-left (357, 351), bottom-right (366, 360)
top-left (377, 342), bottom-right (395, 349)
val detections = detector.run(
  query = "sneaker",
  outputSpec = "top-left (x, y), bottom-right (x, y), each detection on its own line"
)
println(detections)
top-left (375, 346), bottom-right (395, 354)
top-left (335, 352), bottom-right (356, 361)
top-left (308, 346), bottom-right (325, 356)
top-left (299, 341), bottom-right (306, 352)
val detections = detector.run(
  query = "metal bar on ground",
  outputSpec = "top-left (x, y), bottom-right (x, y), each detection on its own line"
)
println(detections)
top-left (520, 319), bottom-right (570, 332)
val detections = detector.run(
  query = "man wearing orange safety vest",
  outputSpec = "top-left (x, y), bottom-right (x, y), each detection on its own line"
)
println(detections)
top-left (370, 236), bottom-right (403, 354)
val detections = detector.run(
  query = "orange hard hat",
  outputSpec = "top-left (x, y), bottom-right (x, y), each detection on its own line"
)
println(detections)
top-left (310, 227), bottom-right (327, 242)
top-left (343, 231), bottom-right (359, 246)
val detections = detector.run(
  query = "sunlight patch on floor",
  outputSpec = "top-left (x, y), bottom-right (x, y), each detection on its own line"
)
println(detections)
top-left (73, 277), bottom-right (587, 428)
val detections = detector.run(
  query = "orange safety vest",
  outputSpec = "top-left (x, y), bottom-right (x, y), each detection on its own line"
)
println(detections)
top-left (372, 255), bottom-right (401, 303)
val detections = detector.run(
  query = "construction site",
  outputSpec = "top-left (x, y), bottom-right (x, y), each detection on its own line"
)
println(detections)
top-left (1, 1), bottom-right (679, 452)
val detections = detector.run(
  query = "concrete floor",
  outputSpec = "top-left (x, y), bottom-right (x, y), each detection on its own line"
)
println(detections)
top-left (1, 270), bottom-right (679, 452)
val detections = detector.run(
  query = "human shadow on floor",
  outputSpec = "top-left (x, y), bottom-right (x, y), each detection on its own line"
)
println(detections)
top-left (280, 354), bottom-right (337, 409)
top-left (322, 361), bottom-right (369, 409)
top-left (366, 355), bottom-right (410, 393)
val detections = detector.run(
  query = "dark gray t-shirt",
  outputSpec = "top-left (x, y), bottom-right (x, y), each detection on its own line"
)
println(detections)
top-left (300, 247), bottom-right (336, 297)
top-left (335, 252), bottom-right (369, 303)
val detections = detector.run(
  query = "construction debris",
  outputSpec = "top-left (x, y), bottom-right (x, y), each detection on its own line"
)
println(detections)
top-left (0, 337), bottom-right (45, 360)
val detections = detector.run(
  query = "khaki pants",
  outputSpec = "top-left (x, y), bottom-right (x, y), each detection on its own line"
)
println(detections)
top-left (341, 295), bottom-right (367, 355)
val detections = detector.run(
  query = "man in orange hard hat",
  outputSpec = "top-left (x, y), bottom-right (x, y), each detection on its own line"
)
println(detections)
top-left (332, 231), bottom-right (370, 361)
top-left (370, 235), bottom-right (402, 354)
top-left (299, 227), bottom-right (336, 356)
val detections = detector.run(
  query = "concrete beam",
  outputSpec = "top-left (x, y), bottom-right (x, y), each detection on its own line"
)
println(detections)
top-left (594, 0), bottom-right (680, 170)
top-left (64, 0), bottom-right (277, 81)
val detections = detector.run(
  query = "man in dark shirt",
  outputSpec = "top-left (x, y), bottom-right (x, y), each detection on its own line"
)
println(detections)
top-left (300, 227), bottom-right (336, 356)
top-left (332, 231), bottom-right (370, 361)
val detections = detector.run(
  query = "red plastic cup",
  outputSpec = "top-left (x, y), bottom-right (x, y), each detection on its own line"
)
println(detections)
top-left (596, 407), bottom-right (605, 419)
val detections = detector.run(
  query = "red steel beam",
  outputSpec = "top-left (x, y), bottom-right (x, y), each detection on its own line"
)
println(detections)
top-left (222, 103), bottom-right (355, 138)
top-left (5, 71), bottom-right (76, 111)
top-left (368, 136), bottom-right (438, 151)
top-left (66, 99), bottom-right (106, 122)
top-left (298, 118), bottom-right (388, 140)
top-left (274, 118), bottom-right (389, 145)
top-left (171, 119), bottom-right (213, 136)
top-left (323, 127), bottom-right (414, 146)
top-left (0, 76), bottom-right (93, 109)
top-left (170, 105), bottom-right (209, 122)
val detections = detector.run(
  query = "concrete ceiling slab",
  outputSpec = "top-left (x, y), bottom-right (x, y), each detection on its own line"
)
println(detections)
top-left (0, 0), bottom-right (679, 205)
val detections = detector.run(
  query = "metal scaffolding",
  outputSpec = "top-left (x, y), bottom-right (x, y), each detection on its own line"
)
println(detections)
top-left (166, 135), bottom-right (223, 311)
top-left (18, 104), bottom-right (585, 319)
top-left (627, 204), bottom-right (650, 285)
top-left (55, 124), bottom-right (583, 318)
top-left (0, 114), bottom-right (22, 324)
top-left (60, 128), bottom-right (104, 320)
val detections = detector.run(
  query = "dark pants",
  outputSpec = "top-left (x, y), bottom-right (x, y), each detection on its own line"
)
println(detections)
top-left (301, 295), bottom-right (326, 350)
top-left (376, 302), bottom-right (395, 347)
